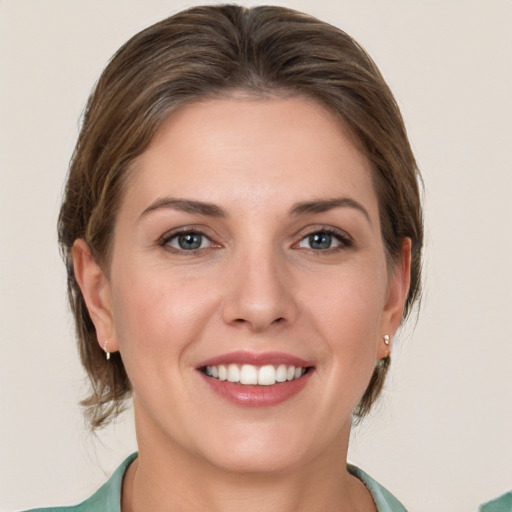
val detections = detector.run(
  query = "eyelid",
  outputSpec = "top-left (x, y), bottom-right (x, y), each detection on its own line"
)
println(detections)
top-left (293, 225), bottom-right (353, 250)
top-left (156, 224), bottom-right (352, 252)
top-left (295, 225), bottom-right (353, 242)
top-left (158, 226), bottom-right (221, 252)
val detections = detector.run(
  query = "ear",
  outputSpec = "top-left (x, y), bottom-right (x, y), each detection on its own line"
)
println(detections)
top-left (72, 239), bottom-right (119, 354)
top-left (377, 238), bottom-right (412, 359)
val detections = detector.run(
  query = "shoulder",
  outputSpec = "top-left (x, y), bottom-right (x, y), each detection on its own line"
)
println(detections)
top-left (22, 453), bottom-right (137, 512)
top-left (348, 464), bottom-right (408, 512)
top-left (479, 491), bottom-right (512, 512)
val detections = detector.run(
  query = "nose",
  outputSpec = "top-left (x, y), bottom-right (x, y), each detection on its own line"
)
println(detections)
top-left (221, 247), bottom-right (298, 333)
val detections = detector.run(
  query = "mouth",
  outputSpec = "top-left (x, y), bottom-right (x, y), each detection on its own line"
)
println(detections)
top-left (201, 363), bottom-right (310, 386)
top-left (197, 352), bottom-right (314, 407)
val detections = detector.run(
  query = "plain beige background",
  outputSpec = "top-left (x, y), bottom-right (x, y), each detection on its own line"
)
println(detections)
top-left (1, 1), bottom-right (511, 511)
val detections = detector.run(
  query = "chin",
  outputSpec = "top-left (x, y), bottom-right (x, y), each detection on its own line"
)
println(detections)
top-left (206, 446), bottom-right (305, 476)
top-left (195, 422), bottom-right (326, 476)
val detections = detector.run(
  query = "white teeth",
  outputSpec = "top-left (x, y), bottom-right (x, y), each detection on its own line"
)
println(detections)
top-left (258, 365), bottom-right (276, 385)
top-left (240, 364), bottom-right (258, 385)
top-left (204, 363), bottom-right (308, 385)
top-left (276, 364), bottom-right (287, 383)
top-left (227, 364), bottom-right (240, 383)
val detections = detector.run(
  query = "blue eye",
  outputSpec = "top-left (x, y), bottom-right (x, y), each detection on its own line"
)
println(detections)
top-left (166, 232), bottom-right (210, 251)
top-left (298, 230), bottom-right (348, 250)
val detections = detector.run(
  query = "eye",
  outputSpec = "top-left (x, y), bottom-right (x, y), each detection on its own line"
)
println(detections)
top-left (164, 231), bottom-right (211, 251)
top-left (297, 230), bottom-right (350, 251)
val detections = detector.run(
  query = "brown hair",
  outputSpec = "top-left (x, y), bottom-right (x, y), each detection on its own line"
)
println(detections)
top-left (58, 4), bottom-right (423, 429)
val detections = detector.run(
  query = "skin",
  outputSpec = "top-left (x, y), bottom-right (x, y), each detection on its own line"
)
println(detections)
top-left (74, 95), bottom-right (411, 512)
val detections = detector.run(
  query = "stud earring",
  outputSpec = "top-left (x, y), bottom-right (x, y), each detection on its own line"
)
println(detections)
top-left (103, 340), bottom-right (111, 360)
top-left (383, 334), bottom-right (391, 358)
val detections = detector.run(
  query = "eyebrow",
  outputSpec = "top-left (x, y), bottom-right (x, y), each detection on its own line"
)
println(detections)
top-left (140, 198), bottom-right (226, 218)
top-left (139, 196), bottom-right (371, 224)
top-left (290, 197), bottom-right (372, 224)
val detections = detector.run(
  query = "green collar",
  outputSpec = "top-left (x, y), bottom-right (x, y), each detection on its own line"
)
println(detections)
top-left (27, 454), bottom-right (407, 512)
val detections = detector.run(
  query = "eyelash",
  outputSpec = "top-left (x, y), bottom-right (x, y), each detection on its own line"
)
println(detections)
top-left (295, 227), bottom-right (353, 252)
top-left (159, 227), bottom-right (353, 254)
top-left (159, 229), bottom-right (217, 253)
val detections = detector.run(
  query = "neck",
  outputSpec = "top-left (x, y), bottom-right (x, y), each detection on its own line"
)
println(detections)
top-left (122, 404), bottom-right (375, 512)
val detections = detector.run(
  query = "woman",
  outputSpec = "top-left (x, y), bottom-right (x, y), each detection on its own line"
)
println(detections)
top-left (27, 4), bottom-right (422, 511)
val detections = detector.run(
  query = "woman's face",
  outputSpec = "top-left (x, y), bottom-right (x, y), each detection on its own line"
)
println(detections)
top-left (78, 95), bottom-right (409, 474)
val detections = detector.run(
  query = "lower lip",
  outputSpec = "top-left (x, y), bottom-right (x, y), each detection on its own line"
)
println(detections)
top-left (200, 371), bottom-right (313, 407)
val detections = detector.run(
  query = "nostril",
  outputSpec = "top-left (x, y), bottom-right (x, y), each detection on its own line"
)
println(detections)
top-left (231, 316), bottom-right (285, 327)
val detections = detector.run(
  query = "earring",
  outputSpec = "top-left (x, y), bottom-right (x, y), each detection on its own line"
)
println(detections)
top-left (103, 340), bottom-right (111, 360)
top-left (383, 334), bottom-right (391, 358)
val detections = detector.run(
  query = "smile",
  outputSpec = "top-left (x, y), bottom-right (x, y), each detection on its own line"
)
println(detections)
top-left (203, 364), bottom-right (307, 386)
top-left (197, 351), bottom-right (314, 407)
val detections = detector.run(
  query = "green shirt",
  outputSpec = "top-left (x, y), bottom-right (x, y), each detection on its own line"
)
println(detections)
top-left (24, 453), bottom-right (407, 512)
top-left (480, 491), bottom-right (512, 512)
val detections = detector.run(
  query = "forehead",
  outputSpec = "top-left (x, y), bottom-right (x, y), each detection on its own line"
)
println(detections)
top-left (123, 95), bottom-right (378, 219)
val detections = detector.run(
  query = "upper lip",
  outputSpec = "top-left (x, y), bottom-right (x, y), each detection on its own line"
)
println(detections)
top-left (196, 351), bottom-right (313, 369)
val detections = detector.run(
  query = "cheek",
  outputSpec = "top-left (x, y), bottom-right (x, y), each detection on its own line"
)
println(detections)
top-left (304, 262), bottom-right (388, 361)
top-left (110, 265), bottom-right (218, 360)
